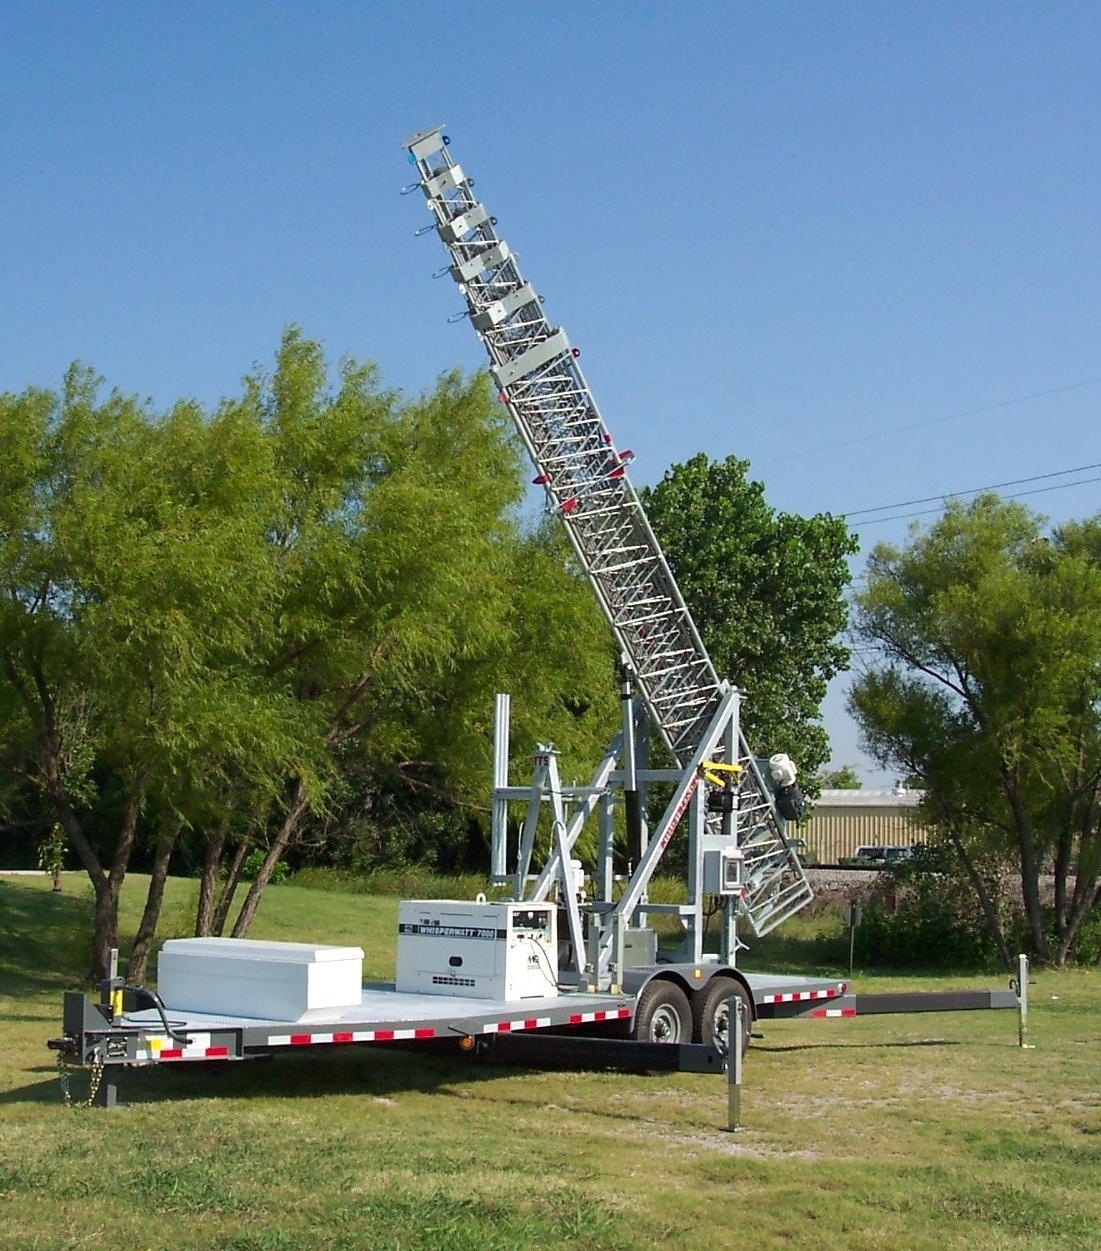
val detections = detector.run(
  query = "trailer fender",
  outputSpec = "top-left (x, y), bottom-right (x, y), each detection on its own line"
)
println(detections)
top-left (623, 965), bottom-right (756, 1017)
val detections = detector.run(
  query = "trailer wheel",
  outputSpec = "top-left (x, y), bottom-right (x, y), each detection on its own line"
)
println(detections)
top-left (692, 976), bottom-right (751, 1056)
top-left (631, 981), bottom-right (691, 1044)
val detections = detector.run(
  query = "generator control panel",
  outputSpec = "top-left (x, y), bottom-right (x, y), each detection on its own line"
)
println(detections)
top-left (395, 899), bottom-right (558, 1000)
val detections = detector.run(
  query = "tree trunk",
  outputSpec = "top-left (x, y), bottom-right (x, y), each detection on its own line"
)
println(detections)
top-left (195, 817), bottom-right (230, 937)
top-left (90, 878), bottom-right (122, 985)
top-left (128, 817), bottom-right (182, 984)
top-left (56, 787), bottom-right (142, 981)
top-left (86, 781), bottom-right (148, 980)
top-left (39, 742), bottom-right (113, 982)
top-left (1005, 778), bottom-right (1051, 962)
top-left (1055, 872), bottom-right (1101, 967)
top-left (944, 822), bottom-right (1015, 971)
top-left (212, 839), bottom-right (251, 936)
top-left (231, 782), bottom-right (310, 938)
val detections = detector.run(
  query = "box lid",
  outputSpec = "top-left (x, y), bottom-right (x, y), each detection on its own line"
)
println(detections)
top-left (160, 938), bottom-right (364, 964)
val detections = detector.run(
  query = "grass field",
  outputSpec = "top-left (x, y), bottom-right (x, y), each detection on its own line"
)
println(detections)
top-left (1, 871), bottom-right (1099, 1250)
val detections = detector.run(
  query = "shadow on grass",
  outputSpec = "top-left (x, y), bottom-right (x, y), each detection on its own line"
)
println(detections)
top-left (0, 881), bottom-right (94, 995)
top-left (755, 1038), bottom-right (964, 1053)
top-left (0, 1039), bottom-right (550, 1109)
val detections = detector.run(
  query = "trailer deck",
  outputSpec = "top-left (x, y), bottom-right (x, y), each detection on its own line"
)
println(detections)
top-left (57, 969), bottom-right (848, 1063)
top-left (50, 962), bottom-right (857, 1107)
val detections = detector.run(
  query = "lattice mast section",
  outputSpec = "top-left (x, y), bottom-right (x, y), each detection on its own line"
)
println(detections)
top-left (402, 126), bottom-right (720, 762)
top-left (402, 127), bottom-right (812, 935)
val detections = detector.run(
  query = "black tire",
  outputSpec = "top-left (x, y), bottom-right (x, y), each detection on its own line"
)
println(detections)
top-left (631, 980), bottom-right (692, 1044)
top-left (692, 976), bottom-right (751, 1056)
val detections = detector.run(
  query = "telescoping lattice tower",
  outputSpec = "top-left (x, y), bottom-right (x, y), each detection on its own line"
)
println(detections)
top-left (402, 127), bottom-right (812, 963)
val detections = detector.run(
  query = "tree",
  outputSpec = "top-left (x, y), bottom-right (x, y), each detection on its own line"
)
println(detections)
top-left (641, 453), bottom-right (857, 781)
top-left (207, 332), bottom-right (620, 933)
top-left (311, 518), bottom-right (620, 874)
top-left (819, 765), bottom-right (862, 789)
top-left (0, 332), bottom-right (622, 975)
top-left (0, 368), bottom-right (310, 979)
top-left (849, 495), bottom-right (1101, 967)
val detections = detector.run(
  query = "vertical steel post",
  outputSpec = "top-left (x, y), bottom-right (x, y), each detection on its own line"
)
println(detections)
top-left (685, 786), bottom-right (705, 963)
top-left (726, 996), bottom-right (745, 1132)
top-left (96, 947), bottom-right (121, 1109)
top-left (720, 696), bottom-right (738, 962)
top-left (612, 912), bottom-right (626, 994)
top-left (96, 1066), bottom-right (119, 1110)
top-left (1017, 953), bottom-right (1033, 1049)
top-left (847, 902), bottom-right (862, 976)
top-left (491, 694), bottom-right (511, 881)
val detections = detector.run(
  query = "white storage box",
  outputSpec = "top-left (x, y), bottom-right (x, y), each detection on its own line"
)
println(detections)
top-left (157, 938), bottom-right (364, 1022)
top-left (396, 900), bottom-right (557, 1000)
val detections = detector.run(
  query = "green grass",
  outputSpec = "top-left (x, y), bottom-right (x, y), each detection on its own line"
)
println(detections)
top-left (2, 871), bottom-right (1100, 1249)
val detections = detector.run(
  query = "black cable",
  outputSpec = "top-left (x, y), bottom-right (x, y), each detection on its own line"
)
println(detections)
top-left (852, 473), bottom-right (1101, 528)
top-left (756, 375), bottom-right (1101, 466)
top-left (846, 461), bottom-right (1101, 519)
top-left (119, 984), bottom-right (193, 1045)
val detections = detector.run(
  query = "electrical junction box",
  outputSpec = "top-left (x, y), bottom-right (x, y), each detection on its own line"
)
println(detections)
top-left (622, 927), bottom-right (658, 967)
top-left (395, 900), bottom-right (558, 1000)
top-left (702, 846), bottom-right (746, 896)
top-left (157, 938), bottom-right (365, 1022)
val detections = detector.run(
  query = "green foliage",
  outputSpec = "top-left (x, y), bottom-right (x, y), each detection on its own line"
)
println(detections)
top-left (1062, 902), bottom-right (1101, 966)
top-left (642, 453), bottom-right (857, 777)
top-left (289, 865), bottom-right (506, 900)
top-left (855, 844), bottom-right (1018, 970)
top-left (850, 494), bottom-right (1101, 966)
top-left (0, 330), bottom-right (620, 965)
top-left (819, 764), bottom-right (862, 789)
top-left (36, 824), bottom-right (66, 879)
top-left (242, 849), bottom-right (290, 885)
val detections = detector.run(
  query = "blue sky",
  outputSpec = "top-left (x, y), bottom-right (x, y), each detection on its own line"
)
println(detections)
top-left (3, 3), bottom-right (1099, 784)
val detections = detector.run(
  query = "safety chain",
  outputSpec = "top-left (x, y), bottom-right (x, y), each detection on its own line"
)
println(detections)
top-left (57, 1050), bottom-right (105, 1109)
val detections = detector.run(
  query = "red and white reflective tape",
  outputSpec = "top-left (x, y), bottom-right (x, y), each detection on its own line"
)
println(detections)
top-left (482, 1016), bottom-right (553, 1034)
top-left (136, 1033), bottom-right (231, 1062)
top-left (566, 1008), bottom-right (631, 1026)
top-left (759, 987), bottom-right (840, 1005)
top-left (136, 1006), bottom-right (633, 1059)
top-left (810, 1007), bottom-right (857, 1018)
top-left (267, 1027), bottom-right (437, 1047)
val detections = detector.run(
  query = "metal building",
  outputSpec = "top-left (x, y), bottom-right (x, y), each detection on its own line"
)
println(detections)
top-left (800, 789), bottom-right (929, 865)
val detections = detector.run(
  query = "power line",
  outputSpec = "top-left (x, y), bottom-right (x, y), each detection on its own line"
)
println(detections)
top-left (755, 375), bottom-right (1101, 465)
top-left (846, 461), bottom-right (1101, 519)
top-left (853, 472), bottom-right (1101, 528)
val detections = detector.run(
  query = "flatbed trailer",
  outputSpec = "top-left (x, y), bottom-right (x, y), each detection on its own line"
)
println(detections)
top-left (49, 956), bottom-right (1022, 1110)
top-left (49, 957), bottom-right (848, 1107)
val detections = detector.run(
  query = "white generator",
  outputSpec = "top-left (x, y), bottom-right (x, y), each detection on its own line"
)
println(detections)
top-left (395, 899), bottom-right (558, 1000)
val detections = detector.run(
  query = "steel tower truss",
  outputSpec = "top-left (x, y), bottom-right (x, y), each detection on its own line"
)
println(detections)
top-left (402, 127), bottom-right (812, 980)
